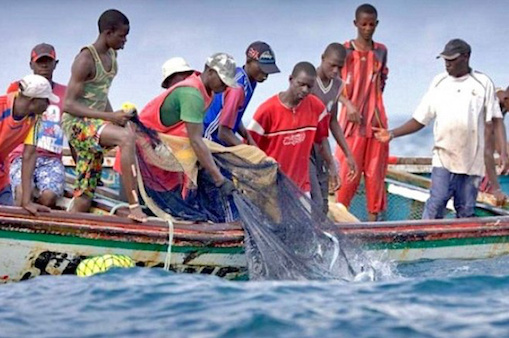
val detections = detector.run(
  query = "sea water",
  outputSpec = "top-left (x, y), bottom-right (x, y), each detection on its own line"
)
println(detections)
top-left (1, 256), bottom-right (509, 338)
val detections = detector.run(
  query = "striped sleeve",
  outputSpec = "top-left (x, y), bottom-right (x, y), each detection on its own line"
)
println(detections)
top-left (219, 87), bottom-right (245, 129)
top-left (23, 120), bottom-right (38, 146)
top-left (314, 106), bottom-right (329, 143)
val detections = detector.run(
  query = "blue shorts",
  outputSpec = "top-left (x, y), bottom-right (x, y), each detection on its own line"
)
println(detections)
top-left (10, 156), bottom-right (65, 199)
top-left (0, 185), bottom-right (13, 206)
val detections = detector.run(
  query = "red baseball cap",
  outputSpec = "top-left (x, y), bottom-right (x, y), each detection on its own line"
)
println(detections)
top-left (31, 43), bottom-right (56, 62)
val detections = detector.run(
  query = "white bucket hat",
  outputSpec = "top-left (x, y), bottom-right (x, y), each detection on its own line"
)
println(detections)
top-left (161, 57), bottom-right (193, 87)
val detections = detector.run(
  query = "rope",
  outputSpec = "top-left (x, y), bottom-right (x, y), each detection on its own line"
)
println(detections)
top-left (164, 218), bottom-right (174, 271)
top-left (110, 202), bottom-right (130, 215)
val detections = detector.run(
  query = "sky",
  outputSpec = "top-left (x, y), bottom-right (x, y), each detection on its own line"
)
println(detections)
top-left (1, 0), bottom-right (508, 156)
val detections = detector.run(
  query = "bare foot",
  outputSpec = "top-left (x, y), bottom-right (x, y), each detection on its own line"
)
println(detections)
top-left (128, 206), bottom-right (148, 223)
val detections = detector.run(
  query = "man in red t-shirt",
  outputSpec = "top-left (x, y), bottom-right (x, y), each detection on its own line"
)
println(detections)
top-left (247, 62), bottom-right (328, 194)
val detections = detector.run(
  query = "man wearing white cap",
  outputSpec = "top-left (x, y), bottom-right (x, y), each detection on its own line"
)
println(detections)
top-left (137, 52), bottom-right (239, 196)
top-left (7, 43), bottom-right (67, 211)
top-left (0, 74), bottom-right (57, 208)
top-left (161, 57), bottom-right (194, 89)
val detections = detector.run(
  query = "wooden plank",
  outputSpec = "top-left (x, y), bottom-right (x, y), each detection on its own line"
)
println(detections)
top-left (386, 168), bottom-right (431, 189)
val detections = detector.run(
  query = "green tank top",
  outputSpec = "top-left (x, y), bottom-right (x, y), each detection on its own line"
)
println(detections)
top-left (78, 45), bottom-right (117, 111)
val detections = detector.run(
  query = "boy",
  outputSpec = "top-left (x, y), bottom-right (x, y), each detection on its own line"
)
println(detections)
top-left (62, 9), bottom-right (147, 222)
top-left (203, 41), bottom-right (280, 146)
top-left (0, 74), bottom-right (57, 212)
top-left (336, 3), bottom-right (389, 221)
top-left (310, 43), bottom-right (358, 216)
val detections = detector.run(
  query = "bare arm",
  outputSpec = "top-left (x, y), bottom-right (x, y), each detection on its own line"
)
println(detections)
top-left (338, 94), bottom-right (361, 124)
top-left (493, 117), bottom-right (509, 173)
top-left (238, 121), bottom-right (257, 146)
top-left (484, 123), bottom-right (501, 189)
top-left (218, 125), bottom-right (242, 146)
top-left (330, 101), bottom-right (358, 180)
top-left (374, 118), bottom-right (425, 143)
top-left (186, 122), bottom-right (224, 185)
top-left (21, 144), bottom-right (36, 206)
top-left (21, 144), bottom-right (50, 214)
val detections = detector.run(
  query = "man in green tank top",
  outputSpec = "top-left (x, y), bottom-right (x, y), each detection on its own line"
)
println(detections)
top-left (62, 9), bottom-right (147, 222)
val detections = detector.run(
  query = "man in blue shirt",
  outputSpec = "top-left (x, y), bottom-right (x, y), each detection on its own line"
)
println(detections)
top-left (203, 41), bottom-right (280, 146)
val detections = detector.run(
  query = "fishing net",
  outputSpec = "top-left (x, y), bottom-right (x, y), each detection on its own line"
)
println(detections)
top-left (131, 126), bottom-right (379, 281)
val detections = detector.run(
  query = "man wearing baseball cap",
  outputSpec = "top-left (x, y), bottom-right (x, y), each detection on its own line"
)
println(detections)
top-left (203, 41), bottom-right (280, 146)
top-left (130, 52), bottom-right (238, 212)
top-left (0, 74), bottom-right (56, 207)
top-left (161, 57), bottom-right (194, 89)
top-left (6, 43), bottom-right (68, 213)
top-left (374, 38), bottom-right (509, 219)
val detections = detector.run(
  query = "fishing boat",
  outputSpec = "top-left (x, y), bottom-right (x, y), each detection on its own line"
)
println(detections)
top-left (1, 154), bottom-right (508, 283)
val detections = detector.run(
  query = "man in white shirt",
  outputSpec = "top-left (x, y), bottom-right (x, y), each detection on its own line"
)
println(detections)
top-left (374, 39), bottom-right (508, 219)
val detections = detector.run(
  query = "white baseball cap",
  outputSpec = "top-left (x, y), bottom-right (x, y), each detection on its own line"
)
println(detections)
top-left (161, 57), bottom-right (193, 87)
top-left (19, 74), bottom-right (59, 103)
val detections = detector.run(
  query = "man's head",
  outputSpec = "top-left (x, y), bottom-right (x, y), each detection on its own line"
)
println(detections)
top-left (288, 62), bottom-right (317, 103)
top-left (161, 57), bottom-right (194, 89)
top-left (98, 9), bottom-right (130, 50)
top-left (18, 74), bottom-right (59, 115)
top-left (203, 53), bottom-right (238, 94)
top-left (320, 43), bottom-right (347, 80)
top-left (29, 43), bottom-right (58, 81)
top-left (354, 4), bottom-right (378, 41)
top-left (497, 86), bottom-right (509, 114)
top-left (245, 41), bottom-right (280, 83)
top-left (437, 39), bottom-right (471, 77)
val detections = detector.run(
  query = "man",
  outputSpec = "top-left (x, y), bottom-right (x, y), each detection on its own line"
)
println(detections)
top-left (310, 43), bottom-right (358, 216)
top-left (62, 9), bottom-right (147, 222)
top-left (0, 74), bottom-right (57, 210)
top-left (7, 43), bottom-right (66, 209)
top-left (480, 86), bottom-right (509, 204)
top-left (247, 62), bottom-right (328, 196)
top-left (137, 53), bottom-right (238, 195)
top-left (161, 57), bottom-right (194, 89)
top-left (336, 3), bottom-right (389, 221)
top-left (374, 39), bottom-right (508, 219)
top-left (203, 41), bottom-right (280, 146)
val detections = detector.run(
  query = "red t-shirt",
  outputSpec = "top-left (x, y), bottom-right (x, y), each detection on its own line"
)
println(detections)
top-left (340, 40), bottom-right (389, 138)
top-left (0, 93), bottom-right (37, 190)
top-left (248, 94), bottom-right (328, 192)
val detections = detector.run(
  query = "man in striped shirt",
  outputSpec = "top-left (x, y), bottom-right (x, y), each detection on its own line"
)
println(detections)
top-left (247, 62), bottom-right (328, 194)
top-left (336, 3), bottom-right (389, 221)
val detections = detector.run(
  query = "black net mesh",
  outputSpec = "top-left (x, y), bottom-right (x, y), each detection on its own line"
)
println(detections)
top-left (133, 131), bottom-right (385, 281)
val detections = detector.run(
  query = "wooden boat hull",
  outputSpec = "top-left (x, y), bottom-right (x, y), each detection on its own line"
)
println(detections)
top-left (2, 206), bottom-right (509, 283)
